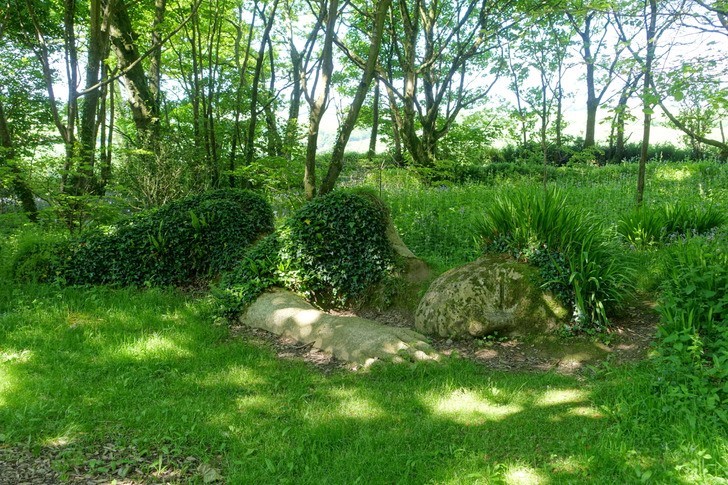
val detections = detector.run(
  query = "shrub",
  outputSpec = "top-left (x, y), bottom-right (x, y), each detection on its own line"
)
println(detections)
top-left (216, 189), bottom-right (396, 314)
top-left (279, 189), bottom-right (395, 304)
top-left (476, 187), bottom-right (635, 329)
top-left (9, 231), bottom-right (69, 283)
top-left (60, 189), bottom-right (274, 287)
top-left (214, 234), bottom-right (283, 317)
top-left (654, 235), bottom-right (728, 421)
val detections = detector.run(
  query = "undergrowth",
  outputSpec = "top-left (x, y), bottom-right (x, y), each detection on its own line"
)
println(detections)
top-left (475, 187), bottom-right (635, 329)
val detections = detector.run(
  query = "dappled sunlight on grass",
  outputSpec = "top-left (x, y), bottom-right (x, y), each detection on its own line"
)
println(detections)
top-left (566, 406), bottom-right (603, 419)
top-left (504, 464), bottom-right (548, 484)
top-left (536, 388), bottom-right (586, 407)
top-left (1, 276), bottom-right (726, 483)
top-left (429, 388), bottom-right (523, 425)
top-left (118, 332), bottom-right (193, 361)
top-left (197, 365), bottom-right (269, 389)
top-left (328, 387), bottom-right (386, 420)
top-left (0, 366), bottom-right (15, 407)
top-left (654, 165), bottom-right (694, 182)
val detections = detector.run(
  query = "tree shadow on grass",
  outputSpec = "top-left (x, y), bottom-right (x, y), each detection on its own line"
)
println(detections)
top-left (0, 283), bottom-right (714, 483)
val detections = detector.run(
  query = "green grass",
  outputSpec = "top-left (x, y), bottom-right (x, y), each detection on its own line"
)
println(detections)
top-left (3, 160), bottom-right (728, 483)
top-left (1, 279), bottom-right (727, 483)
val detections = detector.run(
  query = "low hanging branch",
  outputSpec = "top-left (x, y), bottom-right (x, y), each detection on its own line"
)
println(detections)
top-left (650, 79), bottom-right (728, 160)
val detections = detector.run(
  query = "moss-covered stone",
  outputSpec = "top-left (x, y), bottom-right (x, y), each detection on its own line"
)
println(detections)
top-left (414, 255), bottom-right (569, 338)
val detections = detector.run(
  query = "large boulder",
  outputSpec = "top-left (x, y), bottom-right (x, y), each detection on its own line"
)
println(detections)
top-left (415, 255), bottom-right (569, 338)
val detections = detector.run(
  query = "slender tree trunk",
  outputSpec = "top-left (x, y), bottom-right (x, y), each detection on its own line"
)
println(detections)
top-left (303, 0), bottom-right (338, 200)
top-left (77, 0), bottom-right (107, 195)
top-left (284, 32), bottom-right (302, 159)
top-left (264, 35), bottom-right (283, 157)
top-left (611, 72), bottom-right (640, 163)
top-left (367, 81), bottom-right (380, 161)
top-left (245, 0), bottom-right (279, 167)
top-left (229, 2), bottom-right (257, 186)
top-left (148, 0), bottom-right (167, 107)
top-left (385, 85), bottom-right (404, 165)
top-left (637, 0), bottom-right (657, 206)
top-left (320, 0), bottom-right (391, 195)
top-left (0, 100), bottom-right (37, 221)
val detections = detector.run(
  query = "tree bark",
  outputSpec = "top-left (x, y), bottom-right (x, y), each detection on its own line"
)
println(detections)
top-left (320, 0), bottom-right (391, 195)
top-left (637, 0), bottom-right (657, 206)
top-left (367, 81), bottom-right (380, 161)
top-left (108, 0), bottom-right (160, 152)
top-left (229, 2), bottom-right (257, 186)
top-left (77, 0), bottom-right (108, 195)
top-left (303, 0), bottom-right (338, 200)
top-left (0, 99), bottom-right (37, 221)
top-left (245, 0), bottom-right (279, 167)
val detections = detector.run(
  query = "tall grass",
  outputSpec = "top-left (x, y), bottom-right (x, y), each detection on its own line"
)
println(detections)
top-left (618, 201), bottom-right (726, 249)
top-left (475, 187), bottom-right (635, 328)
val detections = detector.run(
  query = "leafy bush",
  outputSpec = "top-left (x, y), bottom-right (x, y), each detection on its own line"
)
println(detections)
top-left (618, 201), bottom-right (725, 249)
top-left (214, 234), bottom-right (283, 317)
top-left (13, 189), bottom-right (275, 287)
top-left (476, 187), bottom-right (635, 329)
top-left (216, 189), bottom-right (396, 314)
top-left (654, 234), bottom-right (728, 421)
top-left (280, 189), bottom-right (395, 303)
top-left (9, 231), bottom-right (69, 283)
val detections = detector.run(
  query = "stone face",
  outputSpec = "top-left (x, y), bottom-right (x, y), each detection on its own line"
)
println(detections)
top-left (241, 288), bottom-right (440, 366)
top-left (414, 255), bottom-right (569, 338)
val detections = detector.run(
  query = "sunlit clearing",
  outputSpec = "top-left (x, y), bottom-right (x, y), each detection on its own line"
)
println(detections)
top-left (329, 388), bottom-right (385, 420)
top-left (43, 435), bottom-right (76, 447)
top-left (537, 389), bottom-right (586, 407)
top-left (504, 464), bottom-right (548, 484)
top-left (431, 389), bottom-right (522, 425)
top-left (66, 312), bottom-right (102, 328)
top-left (120, 333), bottom-right (191, 360)
top-left (656, 166), bottom-right (692, 181)
top-left (235, 395), bottom-right (273, 413)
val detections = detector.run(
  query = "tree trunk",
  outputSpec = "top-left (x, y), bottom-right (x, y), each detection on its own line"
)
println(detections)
top-left (303, 0), bottom-right (338, 200)
top-left (77, 0), bottom-right (107, 196)
top-left (229, 2), bottom-right (257, 186)
top-left (583, 17), bottom-right (597, 148)
top-left (320, 0), bottom-right (391, 195)
top-left (367, 81), bottom-right (380, 161)
top-left (637, 0), bottom-right (657, 206)
top-left (148, 0), bottom-right (167, 107)
top-left (245, 0), bottom-right (279, 167)
top-left (610, 72), bottom-right (640, 163)
top-left (0, 99), bottom-right (37, 221)
top-left (284, 38), bottom-right (302, 160)
top-left (108, 0), bottom-right (160, 152)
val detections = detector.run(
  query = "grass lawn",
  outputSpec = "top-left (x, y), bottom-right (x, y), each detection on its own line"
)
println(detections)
top-left (2, 160), bottom-right (728, 483)
top-left (2, 280), bottom-right (726, 484)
